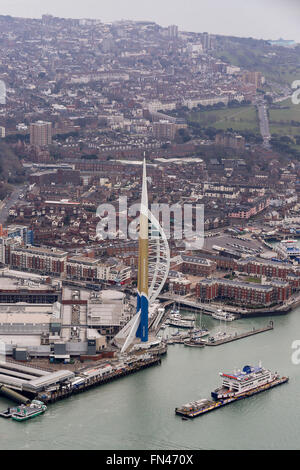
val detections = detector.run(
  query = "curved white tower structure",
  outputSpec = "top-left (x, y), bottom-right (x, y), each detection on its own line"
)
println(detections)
top-left (115, 159), bottom-right (170, 353)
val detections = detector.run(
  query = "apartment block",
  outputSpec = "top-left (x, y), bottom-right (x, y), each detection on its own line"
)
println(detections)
top-left (30, 121), bottom-right (52, 146)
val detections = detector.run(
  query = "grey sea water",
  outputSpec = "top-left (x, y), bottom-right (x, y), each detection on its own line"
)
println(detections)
top-left (0, 310), bottom-right (299, 450)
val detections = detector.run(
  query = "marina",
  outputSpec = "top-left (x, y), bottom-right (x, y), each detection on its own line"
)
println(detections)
top-left (163, 317), bottom-right (274, 347)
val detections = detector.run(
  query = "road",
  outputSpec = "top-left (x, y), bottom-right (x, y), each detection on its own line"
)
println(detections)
top-left (0, 184), bottom-right (27, 225)
top-left (257, 101), bottom-right (271, 148)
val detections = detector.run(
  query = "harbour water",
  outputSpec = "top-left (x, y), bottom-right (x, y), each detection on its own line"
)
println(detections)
top-left (1, 310), bottom-right (300, 450)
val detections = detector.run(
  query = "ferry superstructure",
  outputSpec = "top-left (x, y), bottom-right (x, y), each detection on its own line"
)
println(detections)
top-left (276, 239), bottom-right (300, 259)
top-left (211, 364), bottom-right (277, 399)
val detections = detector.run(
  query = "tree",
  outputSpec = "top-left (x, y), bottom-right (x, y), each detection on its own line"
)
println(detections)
top-left (174, 128), bottom-right (191, 144)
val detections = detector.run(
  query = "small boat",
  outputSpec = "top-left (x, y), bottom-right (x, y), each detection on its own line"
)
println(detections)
top-left (168, 318), bottom-right (194, 329)
top-left (191, 328), bottom-right (209, 338)
top-left (170, 308), bottom-right (180, 315)
top-left (206, 331), bottom-right (232, 343)
top-left (170, 302), bottom-right (180, 315)
top-left (184, 339), bottom-right (205, 348)
top-left (170, 313), bottom-right (182, 320)
top-left (212, 309), bottom-right (236, 322)
top-left (11, 400), bottom-right (47, 422)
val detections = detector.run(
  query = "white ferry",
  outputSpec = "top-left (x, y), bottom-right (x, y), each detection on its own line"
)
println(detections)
top-left (277, 239), bottom-right (300, 259)
top-left (211, 363), bottom-right (279, 400)
top-left (212, 309), bottom-right (236, 322)
top-left (175, 365), bottom-right (288, 419)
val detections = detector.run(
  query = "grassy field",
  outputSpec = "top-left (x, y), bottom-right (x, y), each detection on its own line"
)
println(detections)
top-left (269, 99), bottom-right (300, 141)
top-left (189, 105), bottom-right (259, 132)
top-left (245, 277), bottom-right (261, 284)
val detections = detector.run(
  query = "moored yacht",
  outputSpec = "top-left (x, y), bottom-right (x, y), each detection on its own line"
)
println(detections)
top-left (212, 309), bottom-right (236, 322)
top-left (170, 303), bottom-right (180, 315)
top-left (191, 328), bottom-right (209, 338)
top-left (167, 317), bottom-right (194, 329)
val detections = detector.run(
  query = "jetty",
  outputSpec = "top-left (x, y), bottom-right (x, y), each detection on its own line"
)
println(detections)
top-left (204, 321), bottom-right (274, 346)
top-left (0, 346), bottom-right (167, 411)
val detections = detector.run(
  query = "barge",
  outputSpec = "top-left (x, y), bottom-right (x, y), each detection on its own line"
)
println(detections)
top-left (175, 364), bottom-right (288, 418)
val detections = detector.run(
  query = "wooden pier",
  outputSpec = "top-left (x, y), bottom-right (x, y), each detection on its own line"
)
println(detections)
top-left (203, 322), bottom-right (274, 346)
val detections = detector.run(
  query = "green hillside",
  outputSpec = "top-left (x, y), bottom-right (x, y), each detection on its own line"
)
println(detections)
top-left (213, 36), bottom-right (300, 85)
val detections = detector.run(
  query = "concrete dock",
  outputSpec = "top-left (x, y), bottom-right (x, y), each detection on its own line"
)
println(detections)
top-left (203, 322), bottom-right (274, 346)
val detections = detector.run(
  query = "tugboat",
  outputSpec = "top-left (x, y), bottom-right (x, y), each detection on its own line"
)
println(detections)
top-left (11, 400), bottom-right (47, 422)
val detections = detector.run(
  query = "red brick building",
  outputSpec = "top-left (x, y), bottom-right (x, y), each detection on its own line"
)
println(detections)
top-left (236, 258), bottom-right (298, 280)
top-left (169, 278), bottom-right (192, 295)
top-left (10, 246), bottom-right (67, 275)
top-left (196, 278), bottom-right (291, 306)
top-left (180, 255), bottom-right (217, 276)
